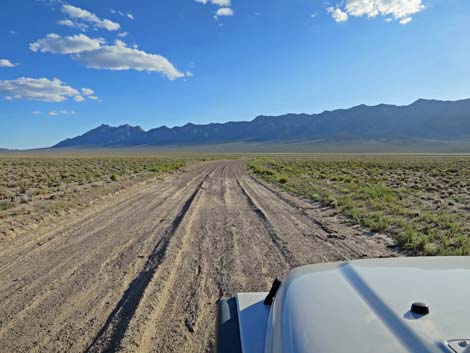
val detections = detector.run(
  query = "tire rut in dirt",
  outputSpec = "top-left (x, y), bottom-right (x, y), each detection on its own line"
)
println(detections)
top-left (85, 178), bottom-right (207, 353)
top-left (238, 177), bottom-right (365, 263)
top-left (235, 178), bottom-right (299, 267)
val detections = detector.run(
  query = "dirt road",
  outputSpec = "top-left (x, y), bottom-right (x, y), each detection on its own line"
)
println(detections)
top-left (0, 160), bottom-right (396, 353)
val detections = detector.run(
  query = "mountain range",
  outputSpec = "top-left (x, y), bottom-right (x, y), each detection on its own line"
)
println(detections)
top-left (53, 98), bottom-right (470, 152)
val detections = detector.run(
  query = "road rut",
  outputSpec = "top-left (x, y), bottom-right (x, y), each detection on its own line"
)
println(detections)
top-left (0, 160), bottom-right (396, 353)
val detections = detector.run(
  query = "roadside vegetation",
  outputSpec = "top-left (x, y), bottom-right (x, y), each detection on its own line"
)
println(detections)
top-left (249, 156), bottom-right (470, 256)
top-left (0, 156), bottom-right (188, 240)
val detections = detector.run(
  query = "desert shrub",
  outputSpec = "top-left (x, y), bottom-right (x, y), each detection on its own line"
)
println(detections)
top-left (0, 200), bottom-right (13, 210)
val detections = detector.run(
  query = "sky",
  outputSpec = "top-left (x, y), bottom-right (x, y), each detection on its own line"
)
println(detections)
top-left (1, 0), bottom-right (470, 149)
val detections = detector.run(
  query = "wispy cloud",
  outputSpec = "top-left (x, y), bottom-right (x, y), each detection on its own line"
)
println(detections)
top-left (195, 0), bottom-right (234, 20)
top-left (215, 7), bottom-right (234, 17)
top-left (211, 0), bottom-right (231, 6)
top-left (30, 34), bottom-right (104, 54)
top-left (0, 77), bottom-right (95, 103)
top-left (74, 40), bottom-right (185, 79)
top-left (74, 95), bottom-right (85, 102)
top-left (195, 0), bottom-right (231, 5)
top-left (81, 88), bottom-right (94, 96)
top-left (327, 7), bottom-right (348, 23)
top-left (111, 9), bottom-right (135, 20)
top-left (0, 59), bottom-right (18, 68)
top-left (48, 110), bottom-right (77, 116)
top-left (30, 34), bottom-right (186, 80)
top-left (61, 4), bottom-right (120, 31)
top-left (328, 0), bottom-right (425, 24)
top-left (57, 19), bottom-right (88, 31)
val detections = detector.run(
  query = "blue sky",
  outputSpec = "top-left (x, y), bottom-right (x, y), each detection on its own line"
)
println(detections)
top-left (1, 0), bottom-right (470, 149)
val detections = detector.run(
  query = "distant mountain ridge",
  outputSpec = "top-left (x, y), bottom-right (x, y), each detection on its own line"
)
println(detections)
top-left (53, 98), bottom-right (470, 149)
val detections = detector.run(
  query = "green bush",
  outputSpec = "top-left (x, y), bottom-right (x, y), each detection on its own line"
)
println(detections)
top-left (0, 200), bottom-right (13, 211)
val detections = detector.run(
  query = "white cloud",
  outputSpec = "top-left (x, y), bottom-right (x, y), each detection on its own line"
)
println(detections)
top-left (114, 39), bottom-right (127, 47)
top-left (57, 19), bottom-right (75, 27)
top-left (74, 95), bottom-right (85, 102)
top-left (73, 41), bottom-right (185, 79)
top-left (216, 7), bottom-right (234, 17)
top-left (0, 59), bottom-right (18, 68)
top-left (0, 77), bottom-right (87, 102)
top-left (57, 19), bottom-right (88, 31)
top-left (111, 9), bottom-right (135, 20)
top-left (399, 17), bottom-right (412, 24)
top-left (30, 34), bottom-right (104, 54)
top-left (327, 7), bottom-right (348, 22)
top-left (329, 0), bottom-right (424, 24)
top-left (30, 34), bottom-right (185, 80)
top-left (32, 111), bottom-right (42, 115)
top-left (196, 0), bottom-right (234, 19)
top-left (48, 110), bottom-right (77, 116)
top-left (212, 0), bottom-right (231, 6)
top-left (81, 88), bottom-right (100, 101)
top-left (195, 0), bottom-right (231, 5)
top-left (81, 88), bottom-right (94, 96)
top-left (62, 4), bottom-right (120, 31)
top-left (118, 32), bottom-right (128, 38)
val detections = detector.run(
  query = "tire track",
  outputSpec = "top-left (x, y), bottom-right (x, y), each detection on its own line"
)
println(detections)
top-left (85, 177), bottom-right (207, 353)
top-left (235, 178), bottom-right (299, 267)
top-left (239, 176), bottom-right (360, 262)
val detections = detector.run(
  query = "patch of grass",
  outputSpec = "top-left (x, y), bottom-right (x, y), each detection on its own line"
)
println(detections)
top-left (362, 212), bottom-right (391, 232)
top-left (356, 184), bottom-right (398, 202)
top-left (0, 200), bottom-right (13, 211)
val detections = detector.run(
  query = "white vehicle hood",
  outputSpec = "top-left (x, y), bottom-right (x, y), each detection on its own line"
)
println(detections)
top-left (240, 257), bottom-right (470, 353)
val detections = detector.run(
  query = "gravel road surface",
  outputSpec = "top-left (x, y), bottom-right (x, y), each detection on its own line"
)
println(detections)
top-left (0, 160), bottom-right (396, 353)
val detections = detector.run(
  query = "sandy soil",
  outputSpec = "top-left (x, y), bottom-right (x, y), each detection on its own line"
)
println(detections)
top-left (0, 160), bottom-right (397, 353)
